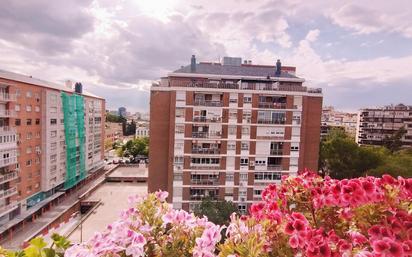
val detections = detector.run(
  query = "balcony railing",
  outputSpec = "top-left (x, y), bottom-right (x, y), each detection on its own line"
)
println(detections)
top-left (190, 164), bottom-right (220, 170)
top-left (0, 171), bottom-right (19, 185)
top-left (0, 186), bottom-right (18, 200)
top-left (0, 202), bottom-right (18, 217)
top-left (191, 179), bottom-right (219, 185)
top-left (0, 93), bottom-right (17, 102)
top-left (258, 102), bottom-right (287, 109)
top-left (270, 149), bottom-right (283, 155)
top-left (194, 100), bottom-right (223, 107)
top-left (267, 165), bottom-right (282, 171)
top-left (192, 148), bottom-right (221, 154)
top-left (192, 131), bottom-right (222, 138)
top-left (0, 110), bottom-right (16, 118)
top-left (0, 126), bottom-right (16, 134)
top-left (193, 116), bottom-right (222, 123)
top-left (0, 156), bottom-right (17, 168)
top-left (257, 119), bottom-right (285, 124)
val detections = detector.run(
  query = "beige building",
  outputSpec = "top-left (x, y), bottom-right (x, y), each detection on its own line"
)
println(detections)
top-left (321, 106), bottom-right (358, 138)
top-left (148, 56), bottom-right (323, 213)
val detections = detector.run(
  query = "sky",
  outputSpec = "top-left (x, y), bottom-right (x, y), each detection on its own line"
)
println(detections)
top-left (0, 0), bottom-right (411, 113)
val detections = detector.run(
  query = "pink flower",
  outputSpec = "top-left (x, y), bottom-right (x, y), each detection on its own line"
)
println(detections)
top-left (155, 190), bottom-right (169, 202)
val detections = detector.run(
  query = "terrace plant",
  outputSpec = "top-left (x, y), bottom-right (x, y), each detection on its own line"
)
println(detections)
top-left (1, 171), bottom-right (411, 257)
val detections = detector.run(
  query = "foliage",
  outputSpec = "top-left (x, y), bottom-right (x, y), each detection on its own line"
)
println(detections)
top-left (382, 127), bottom-right (407, 153)
top-left (3, 172), bottom-right (412, 257)
top-left (123, 119), bottom-right (137, 136)
top-left (194, 197), bottom-right (240, 225)
top-left (2, 234), bottom-right (70, 257)
top-left (117, 137), bottom-right (149, 157)
top-left (368, 149), bottom-right (412, 178)
top-left (106, 113), bottom-right (126, 123)
top-left (319, 128), bottom-right (384, 179)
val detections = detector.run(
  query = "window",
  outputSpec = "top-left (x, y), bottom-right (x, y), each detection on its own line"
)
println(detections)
top-left (243, 97), bottom-right (252, 103)
top-left (15, 89), bottom-right (21, 98)
top-left (226, 173), bottom-right (234, 181)
top-left (35, 157), bottom-right (40, 164)
top-left (15, 119), bottom-right (21, 126)
top-left (255, 172), bottom-right (282, 181)
top-left (26, 105), bottom-right (32, 112)
top-left (15, 104), bottom-right (20, 112)
top-left (34, 93), bottom-right (40, 102)
top-left (35, 132), bottom-right (40, 138)
top-left (26, 119), bottom-right (32, 125)
top-left (175, 108), bottom-right (185, 118)
top-left (173, 173), bottom-right (182, 181)
top-left (228, 125), bottom-right (237, 135)
top-left (240, 158), bottom-right (249, 166)
top-left (241, 142), bottom-right (249, 150)
top-left (26, 91), bottom-right (32, 98)
top-left (239, 173), bottom-right (248, 181)
top-left (26, 147), bottom-right (32, 154)
top-left (26, 132), bottom-right (32, 140)
top-left (238, 204), bottom-right (247, 214)
top-left (50, 94), bottom-right (57, 105)
top-left (241, 126), bottom-right (250, 135)
top-left (35, 106), bottom-right (40, 112)
top-left (35, 119), bottom-right (40, 125)
top-left (51, 131), bottom-right (57, 138)
top-left (35, 146), bottom-right (41, 153)
top-left (50, 107), bottom-right (57, 113)
top-left (227, 142), bottom-right (236, 150)
top-left (50, 119), bottom-right (57, 125)
top-left (26, 159), bottom-right (32, 166)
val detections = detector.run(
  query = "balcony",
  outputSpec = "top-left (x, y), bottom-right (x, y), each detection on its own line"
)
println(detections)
top-left (192, 131), bottom-right (222, 138)
top-left (267, 165), bottom-right (282, 171)
top-left (194, 100), bottom-right (223, 107)
top-left (270, 149), bottom-right (283, 155)
top-left (191, 175), bottom-right (219, 185)
top-left (258, 102), bottom-right (287, 109)
top-left (192, 148), bottom-right (220, 154)
top-left (0, 110), bottom-right (16, 118)
top-left (257, 119), bottom-right (285, 124)
top-left (0, 155), bottom-right (17, 168)
top-left (0, 171), bottom-right (19, 185)
top-left (0, 93), bottom-right (17, 102)
top-left (0, 186), bottom-right (18, 200)
top-left (190, 164), bottom-right (220, 170)
top-left (0, 202), bottom-right (18, 217)
top-left (193, 116), bottom-right (222, 123)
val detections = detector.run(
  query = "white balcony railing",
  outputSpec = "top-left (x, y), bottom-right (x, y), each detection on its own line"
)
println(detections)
top-left (0, 93), bottom-right (17, 102)
top-left (0, 202), bottom-right (18, 217)
top-left (0, 156), bottom-right (18, 168)
top-left (0, 186), bottom-right (18, 200)
top-left (0, 171), bottom-right (19, 185)
top-left (0, 110), bottom-right (16, 118)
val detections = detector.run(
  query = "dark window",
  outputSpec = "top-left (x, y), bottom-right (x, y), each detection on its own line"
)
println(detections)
top-left (15, 119), bottom-right (21, 126)
top-left (35, 119), bottom-right (40, 125)
top-left (50, 119), bottom-right (57, 125)
top-left (26, 119), bottom-right (32, 125)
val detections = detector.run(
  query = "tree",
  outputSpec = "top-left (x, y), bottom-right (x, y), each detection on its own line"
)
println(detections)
top-left (118, 137), bottom-right (149, 158)
top-left (319, 128), bottom-right (384, 179)
top-left (193, 197), bottom-right (239, 226)
top-left (106, 113), bottom-right (126, 123)
top-left (368, 149), bottom-right (412, 178)
top-left (382, 127), bottom-right (407, 153)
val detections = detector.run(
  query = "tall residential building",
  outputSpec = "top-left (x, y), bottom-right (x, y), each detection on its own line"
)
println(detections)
top-left (356, 104), bottom-right (412, 147)
top-left (0, 70), bottom-right (105, 225)
top-left (149, 56), bottom-right (323, 212)
top-left (321, 106), bottom-right (358, 138)
top-left (118, 107), bottom-right (126, 117)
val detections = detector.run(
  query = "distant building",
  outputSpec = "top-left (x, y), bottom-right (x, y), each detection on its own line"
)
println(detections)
top-left (321, 106), bottom-right (358, 138)
top-left (135, 121), bottom-right (149, 138)
top-left (356, 104), bottom-right (412, 147)
top-left (105, 122), bottom-right (123, 148)
top-left (149, 55), bottom-right (323, 212)
top-left (118, 107), bottom-right (126, 117)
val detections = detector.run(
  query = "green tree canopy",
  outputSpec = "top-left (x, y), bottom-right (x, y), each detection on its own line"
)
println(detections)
top-left (194, 197), bottom-right (239, 226)
top-left (382, 127), bottom-right (407, 153)
top-left (117, 137), bottom-right (149, 158)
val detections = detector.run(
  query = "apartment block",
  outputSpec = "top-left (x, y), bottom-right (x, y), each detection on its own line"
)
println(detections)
top-left (356, 104), bottom-right (412, 147)
top-left (321, 106), bottom-right (358, 138)
top-left (149, 56), bottom-right (323, 213)
top-left (0, 70), bottom-right (105, 225)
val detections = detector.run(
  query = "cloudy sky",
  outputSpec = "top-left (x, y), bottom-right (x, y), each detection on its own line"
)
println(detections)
top-left (1, 0), bottom-right (411, 112)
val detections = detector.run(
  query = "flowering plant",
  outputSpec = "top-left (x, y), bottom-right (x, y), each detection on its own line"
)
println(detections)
top-left (2, 171), bottom-right (412, 257)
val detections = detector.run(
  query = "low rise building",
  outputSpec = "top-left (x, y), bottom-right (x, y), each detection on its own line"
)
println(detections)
top-left (321, 106), bottom-right (357, 138)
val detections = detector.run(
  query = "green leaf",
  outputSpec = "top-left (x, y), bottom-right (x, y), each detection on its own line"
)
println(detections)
top-left (24, 246), bottom-right (40, 257)
top-left (29, 237), bottom-right (47, 250)
top-left (42, 248), bottom-right (55, 257)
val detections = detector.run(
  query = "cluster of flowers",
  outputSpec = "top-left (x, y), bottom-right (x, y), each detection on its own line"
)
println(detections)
top-left (64, 171), bottom-right (412, 257)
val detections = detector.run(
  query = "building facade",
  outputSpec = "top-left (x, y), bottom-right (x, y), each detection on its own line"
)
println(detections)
top-left (105, 122), bottom-right (123, 150)
top-left (135, 121), bottom-right (149, 138)
top-left (0, 70), bottom-right (105, 225)
top-left (356, 104), bottom-right (412, 147)
top-left (149, 56), bottom-right (323, 213)
top-left (321, 106), bottom-right (358, 139)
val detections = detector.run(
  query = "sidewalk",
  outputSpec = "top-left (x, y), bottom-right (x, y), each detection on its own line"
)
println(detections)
top-left (0, 166), bottom-right (114, 249)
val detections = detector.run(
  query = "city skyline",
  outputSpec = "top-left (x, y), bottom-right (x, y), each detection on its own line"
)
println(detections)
top-left (1, 0), bottom-right (411, 112)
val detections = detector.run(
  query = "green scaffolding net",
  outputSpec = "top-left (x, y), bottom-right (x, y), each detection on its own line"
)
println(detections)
top-left (61, 92), bottom-right (86, 190)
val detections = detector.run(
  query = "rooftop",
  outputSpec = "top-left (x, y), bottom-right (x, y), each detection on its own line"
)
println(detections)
top-left (0, 69), bottom-right (103, 99)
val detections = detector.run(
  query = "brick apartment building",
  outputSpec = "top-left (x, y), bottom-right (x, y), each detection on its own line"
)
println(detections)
top-left (0, 70), bottom-right (105, 225)
top-left (149, 56), bottom-right (323, 212)
top-left (356, 104), bottom-right (412, 147)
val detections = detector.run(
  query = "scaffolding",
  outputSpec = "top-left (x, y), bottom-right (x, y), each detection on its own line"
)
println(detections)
top-left (61, 92), bottom-right (86, 189)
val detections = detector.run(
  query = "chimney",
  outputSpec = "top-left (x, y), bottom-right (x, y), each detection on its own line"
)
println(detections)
top-left (190, 55), bottom-right (196, 72)
top-left (248, 60), bottom-right (252, 64)
top-left (243, 60), bottom-right (247, 64)
top-left (74, 82), bottom-right (83, 94)
top-left (275, 59), bottom-right (281, 76)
